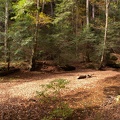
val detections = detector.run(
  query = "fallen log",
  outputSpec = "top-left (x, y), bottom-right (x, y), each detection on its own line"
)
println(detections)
top-left (77, 74), bottom-right (93, 79)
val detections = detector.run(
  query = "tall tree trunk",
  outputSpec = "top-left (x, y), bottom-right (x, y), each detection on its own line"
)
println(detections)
top-left (86, 0), bottom-right (89, 27)
top-left (30, 0), bottom-right (40, 71)
top-left (71, 5), bottom-right (74, 34)
top-left (4, 0), bottom-right (10, 70)
top-left (50, 1), bottom-right (54, 16)
top-left (75, 4), bottom-right (79, 57)
top-left (42, 0), bottom-right (45, 12)
top-left (99, 0), bottom-right (109, 69)
top-left (92, 3), bottom-right (95, 19)
top-left (85, 0), bottom-right (90, 62)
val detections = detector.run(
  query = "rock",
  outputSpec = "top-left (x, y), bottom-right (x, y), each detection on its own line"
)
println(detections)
top-left (107, 53), bottom-right (120, 68)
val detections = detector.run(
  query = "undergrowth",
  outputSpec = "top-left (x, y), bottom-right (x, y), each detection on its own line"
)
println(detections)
top-left (36, 79), bottom-right (73, 120)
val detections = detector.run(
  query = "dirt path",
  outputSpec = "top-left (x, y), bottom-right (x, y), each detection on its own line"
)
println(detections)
top-left (0, 70), bottom-right (119, 103)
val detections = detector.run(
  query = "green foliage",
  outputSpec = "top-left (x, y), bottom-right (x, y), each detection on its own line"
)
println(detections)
top-left (0, 0), bottom-right (120, 67)
top-left (107, 22), bottom-right (120, 52)
top-left (10, 0), bottom-right (52, 63)
top-left (37, 79), bottom-right (69, 102)
top-left (86, 63), bottom-right (97, 69)
top-left (79, 27), bottom-right (96, 43)
top-left (37, 79), bottom-right (73, 120)
top-left (9, 17), bottom-right (33, 60)
top-left (0, 0), bottom-right (5, 23)
top-left (42, 103), bottom-right (73, 120)
top-left (50, 0), bottom-right (77, 63)
top-left (12, 0), bottom-right (34, 19)
top-left (78, 26), bottom-right (98, 62)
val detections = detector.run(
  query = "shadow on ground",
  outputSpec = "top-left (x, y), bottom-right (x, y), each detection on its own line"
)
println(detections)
top-left (68, 74), bottom-right (120, 120)
top-left (103, 75), bottom-right (120, 97)
top-left (0, 88), bottom-right (93, 120)
top-left (0, 69), bottom-right (95, 82)
top-left (0, 73), bottom-right (120, 120)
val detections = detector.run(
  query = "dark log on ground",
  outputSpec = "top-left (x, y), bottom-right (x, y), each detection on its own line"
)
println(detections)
top-left (77, 74), bottom-right (92, 79)
top-left (0, 68), bottom-right (20, 76)
top-left (60, 65), bottom-right (76, 71)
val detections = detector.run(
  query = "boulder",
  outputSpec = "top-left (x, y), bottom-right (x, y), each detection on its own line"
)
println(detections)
top-left (107, 53), bottom-right (120, 68)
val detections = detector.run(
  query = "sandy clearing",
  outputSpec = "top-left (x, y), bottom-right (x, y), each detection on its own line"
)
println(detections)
top-left (0, 70), bottom-right (119, 103)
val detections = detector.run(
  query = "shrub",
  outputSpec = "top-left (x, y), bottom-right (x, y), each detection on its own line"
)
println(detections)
top-left (37, 79), bottom-right (73, 120)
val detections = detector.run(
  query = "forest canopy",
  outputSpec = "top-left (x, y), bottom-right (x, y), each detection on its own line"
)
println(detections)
top-left (0, 0), bottom-right (120, 70)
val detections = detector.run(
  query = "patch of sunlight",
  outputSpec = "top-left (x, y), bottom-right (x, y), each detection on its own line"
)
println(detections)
top-left (115, 95), bottom-right (120, 103)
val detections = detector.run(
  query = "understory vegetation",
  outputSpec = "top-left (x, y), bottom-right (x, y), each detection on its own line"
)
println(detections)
top-left (0, 0), bottom-right (120, 71)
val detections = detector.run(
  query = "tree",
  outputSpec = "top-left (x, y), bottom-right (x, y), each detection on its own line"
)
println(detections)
top-left (0, 0), bottom-right (12, 69)
top-left (11, 0), bottom-right (51, 70)
top-left (0, 0), bottom-right (119, 70)
top-left (30, 0), bottom-right (40, 71)
top-left (99, 0), bottom-right (110, 69)
top-left (107, 0), bottom-right (120, 53)
top-left (52, 0), bottom-right (76, 64)
top-left (4, 0), bottom-right (10, 70)
top-left (0, 0), bottom-right (5, 60)
top-left (86, 0), bottom-right (89, 27)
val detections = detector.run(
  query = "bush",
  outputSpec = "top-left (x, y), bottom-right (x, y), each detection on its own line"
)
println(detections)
top-left (37, 79), bottom-right (73, 120)
top-left (86, 63), bottom-right (97, 69)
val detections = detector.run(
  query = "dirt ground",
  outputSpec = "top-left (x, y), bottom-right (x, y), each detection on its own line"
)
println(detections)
top-left (0, 69), bottom-right (120, 120)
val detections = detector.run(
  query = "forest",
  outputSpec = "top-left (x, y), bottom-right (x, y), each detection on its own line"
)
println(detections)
top-left (0, 0), bottom-right (120, 120)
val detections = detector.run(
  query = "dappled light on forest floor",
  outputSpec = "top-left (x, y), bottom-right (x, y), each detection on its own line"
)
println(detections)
top-left (0, 70), bottom-right (120, 119)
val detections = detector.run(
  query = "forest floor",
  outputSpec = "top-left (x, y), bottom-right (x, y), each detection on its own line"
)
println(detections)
top-left (0, 68), bottom-right (120, 120)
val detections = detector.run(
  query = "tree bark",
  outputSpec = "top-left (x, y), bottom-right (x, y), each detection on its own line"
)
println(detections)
top-left (75, 3), bottom-right (79, 57)
top-left (4, 0), bottom-right (10, 70)
top-left (42, 0), bottom-right (45, 12)
top-left (92, 3), bottom-right (95, 19)
top-left (86, 0), bottom-right (89, 27)
top-left (30, 0), bottom-right (40, 71)
top-left (85, 0), bottom-right (90, 62)
top-left (99, 0), bottom-right (109, 69)
top-left (50, 1), bottom-right (54, 16)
